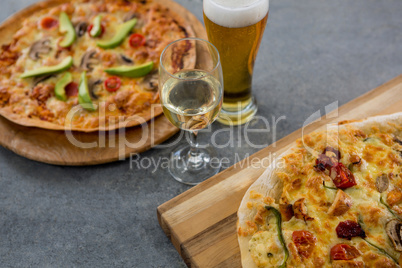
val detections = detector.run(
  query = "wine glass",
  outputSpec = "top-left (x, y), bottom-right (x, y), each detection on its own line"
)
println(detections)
top-left (159, 38), bottom-right (223, 185)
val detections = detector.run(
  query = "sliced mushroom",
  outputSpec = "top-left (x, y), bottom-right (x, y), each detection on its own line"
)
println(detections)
top-left (293, 198), bottom-right (314, 221)
top-left (123, 12), bottom-right (138, 22)
top-left (32, 74), bottom-right (54, 86)
top-left (141, 70), bottom-right (158, 91)
top-left (29, 38), bottom-right (52, 60)
top-left (386, 219), bottom-right (402, 252)
top-left (120, 54), bottom-right (134, 65)
top-left (80, 50), bottom-right (99, 71)
top-left (88, 79), bottom-right (102, 100)
top-left (376, 174), bottom-right (390, 193)
top-left (328, 190), bottom-right (352, 216)
top-left (75, 22), bottom-right (88, 37)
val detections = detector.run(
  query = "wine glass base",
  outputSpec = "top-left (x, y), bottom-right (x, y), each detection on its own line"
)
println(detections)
top-left (169, 144), bottom-right (221, 186)
top-left (217, 96), bottom-right (258, 126)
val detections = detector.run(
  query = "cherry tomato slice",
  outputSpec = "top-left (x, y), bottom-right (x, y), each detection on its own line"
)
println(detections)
top-left (336, 220), bottom-right (366, 240)
top-left (87, 24), bottom-right (105, 38)
top-left (104, 77), bottom-right (121, 92)
top-left (292, 230), bottom-right (316, 259)
top-left (330, 163), bottom-right (357, 189)
top-left (129, 33), bottom-right (146, 48)
top-left (330, 244), bottom-right (361, 260)
top-left (40, 17), bottom-right (59, 30)
top-left (65, 82), bottom-right (78, 97)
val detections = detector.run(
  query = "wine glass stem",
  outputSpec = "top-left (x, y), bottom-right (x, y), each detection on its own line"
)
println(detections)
top-left (187, 130), bottom-right (203, 169)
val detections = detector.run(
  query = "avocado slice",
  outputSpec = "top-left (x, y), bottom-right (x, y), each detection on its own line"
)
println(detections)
top-left (20, 56), bottom-right (73, 78)
top-left (90, 15), bottom-right (102, 37)
top-left (96, 18), bottom-right (137, 49)
top-left (78, 72), bottom-right (96, 111)
top-left (104, 61), bottom-right (153, 78)
top-left (59, 12), bottom-right (76, 48)
top-left (55, 72), bottom-right (72, 101)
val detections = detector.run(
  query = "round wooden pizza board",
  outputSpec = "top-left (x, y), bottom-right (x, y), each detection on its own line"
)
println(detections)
top-left (0, 0), bottom-right (207, 166)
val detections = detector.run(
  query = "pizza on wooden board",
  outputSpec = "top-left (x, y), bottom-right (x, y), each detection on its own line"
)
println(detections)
top-left (0, 0), bottom-right (194, 132)
top-left (237, 113), bottom-right (402, 267)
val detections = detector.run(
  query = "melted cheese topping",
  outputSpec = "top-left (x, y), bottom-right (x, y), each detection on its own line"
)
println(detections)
top-left (250, 230), bottom-right (284, 267)
top-left (242, 123), bottom-right (402, 267)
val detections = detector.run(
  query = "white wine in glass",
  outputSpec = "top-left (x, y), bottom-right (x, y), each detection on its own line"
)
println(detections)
top-left (161, 69), bottom-right (222, 131)
top-left (159, 38), bottom-right (223, 185)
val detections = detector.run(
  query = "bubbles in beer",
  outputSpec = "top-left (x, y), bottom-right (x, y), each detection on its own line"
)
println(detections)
top-left (203, 0), bottom-right (269, 28)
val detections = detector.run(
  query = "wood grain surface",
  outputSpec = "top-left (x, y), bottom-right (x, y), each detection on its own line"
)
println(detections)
top-left (0, 0), bottom-right (207, 166)
top-left (157, 74), bottom-right (402, 267)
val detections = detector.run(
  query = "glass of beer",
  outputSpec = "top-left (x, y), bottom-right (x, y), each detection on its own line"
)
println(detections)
top-left (159, 38), bottom-right (223, 185)
top-left (203, 0), bottom-right (269, 125)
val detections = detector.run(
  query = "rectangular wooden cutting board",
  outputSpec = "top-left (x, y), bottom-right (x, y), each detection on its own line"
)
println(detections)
top-left (157, 74), bottom-right (402, 267)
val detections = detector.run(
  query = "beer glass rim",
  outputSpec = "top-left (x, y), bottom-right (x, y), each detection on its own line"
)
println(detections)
top-left (159, 37), bottom-right (221, 81)
top-left (205, 0), bottom-right (268, 11)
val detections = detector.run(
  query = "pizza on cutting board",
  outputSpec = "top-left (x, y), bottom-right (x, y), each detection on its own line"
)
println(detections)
top-left (0, 0), bottom-right (194, 131)
top-left (237, 113), bottom-right (402, 267)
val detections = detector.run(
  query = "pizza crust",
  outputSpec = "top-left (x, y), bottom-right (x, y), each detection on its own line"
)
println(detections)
top-left (237, 112), bottom-right (402, 268)
top-left (0, 0), bottom-right (196, 132)
top-left (0, 104), bottom-right (163, 132)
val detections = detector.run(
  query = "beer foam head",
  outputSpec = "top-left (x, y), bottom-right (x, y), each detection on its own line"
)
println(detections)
top-left (204, 0), bottom-right (269, 28)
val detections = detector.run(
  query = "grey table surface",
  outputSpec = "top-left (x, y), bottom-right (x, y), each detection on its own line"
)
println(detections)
top-left (0, 0), bottom-right (401, 267)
